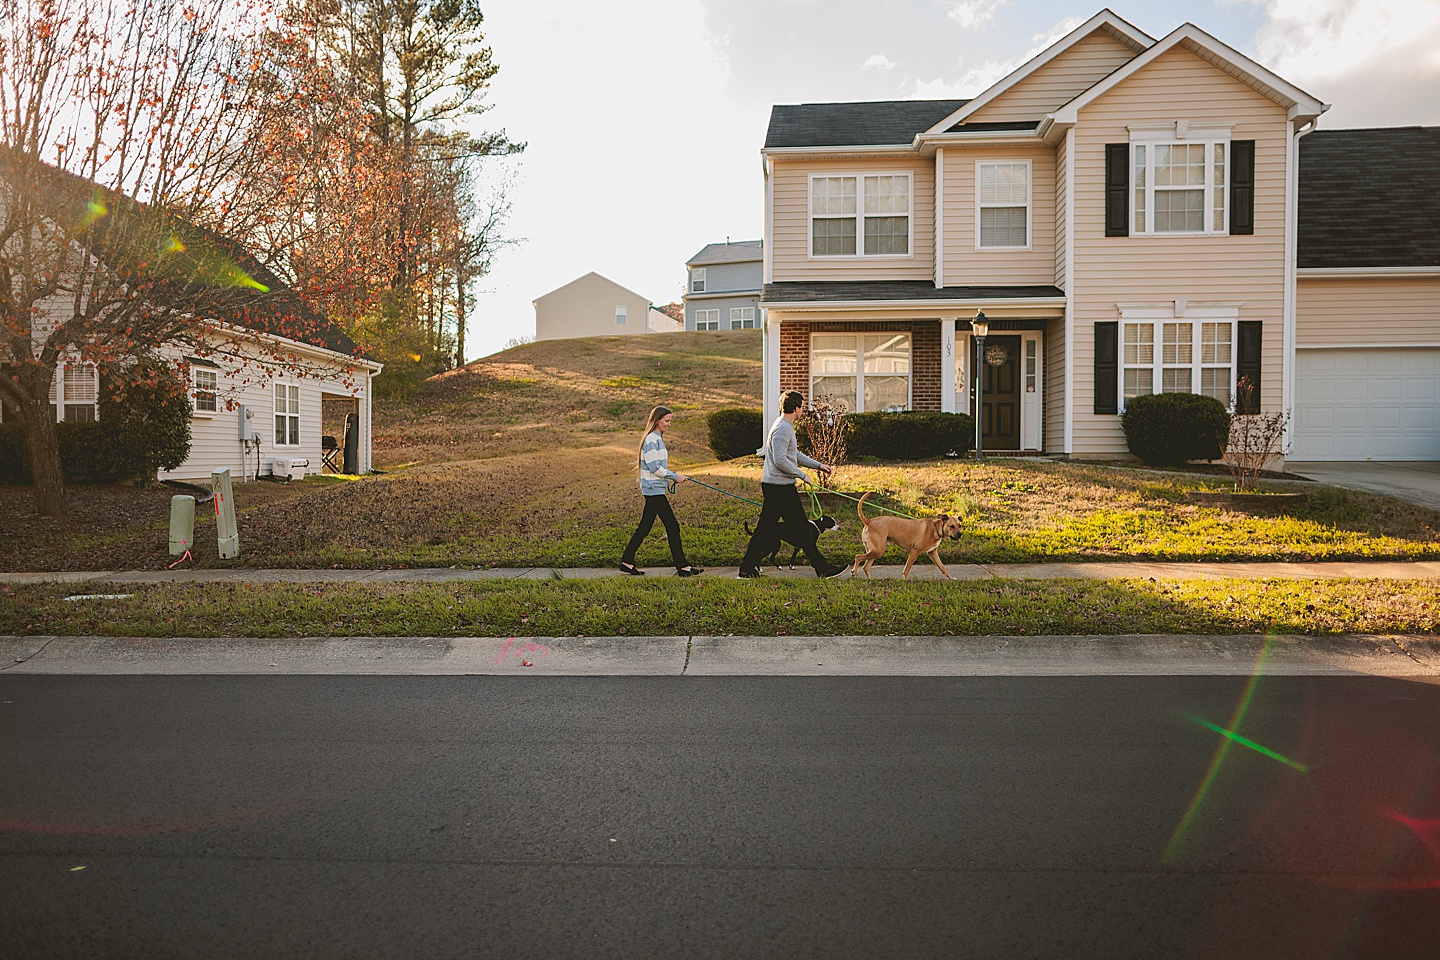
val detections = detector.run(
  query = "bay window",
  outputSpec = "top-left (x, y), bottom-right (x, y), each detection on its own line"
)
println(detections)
top-left (810, 333), bottom-right (911, 413)
top-left (810, 174), bottom-right (911, 257)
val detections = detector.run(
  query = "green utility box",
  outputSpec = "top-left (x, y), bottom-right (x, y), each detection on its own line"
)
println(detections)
top-left (169, 495), bottom-right (196, 555)
top-left (213, 468), bottom-right (239, 559)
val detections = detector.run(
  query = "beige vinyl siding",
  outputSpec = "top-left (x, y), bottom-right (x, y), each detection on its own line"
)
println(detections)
top-left (534, 273), bottom-right (654, 341)
top-left (1297, 277), bottom-right (1440, 344)
top-left (1054, 135), bottom-right (1068, 288)
top-left (1069, 45), bottom-right (1291, 456)
top-left (770, 157), bottom-right (934, 281)
top-left (1044, 316), bottom-right (1068, 452)
top-left (942, 144), bottom-right (1056, 285)
top-left (967, 31), bottom-right (1140, 124)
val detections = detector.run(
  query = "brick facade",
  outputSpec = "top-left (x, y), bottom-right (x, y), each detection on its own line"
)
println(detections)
top-left (778, 320), bottom-right (943, 411)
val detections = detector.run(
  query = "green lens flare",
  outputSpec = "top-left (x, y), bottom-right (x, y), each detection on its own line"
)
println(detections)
top-left (1183, 712), bottom-right (1308, 772)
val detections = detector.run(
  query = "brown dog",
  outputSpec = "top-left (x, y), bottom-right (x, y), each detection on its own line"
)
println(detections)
top-left (850, 492), bottom-right (965, 580)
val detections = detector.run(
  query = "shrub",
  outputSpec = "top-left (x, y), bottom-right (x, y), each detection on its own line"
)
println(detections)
top-left (796, 397), bottom-right (847, 487)
top-left (706, 407), bottom-right (762, 460)
top-left (0, 422), bottom-right (25, 484)
top-left (843, 411), bottom-right (976, 460)
top-left (1121, 392), bottom-right (1230, 466)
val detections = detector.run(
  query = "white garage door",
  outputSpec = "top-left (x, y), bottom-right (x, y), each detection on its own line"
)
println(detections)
top-left (1292, 348), bottom-right (1440, 461)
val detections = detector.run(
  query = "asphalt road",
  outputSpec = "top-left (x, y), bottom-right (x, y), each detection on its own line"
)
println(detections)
top-left (2, 674), bottom-right (1438, 959)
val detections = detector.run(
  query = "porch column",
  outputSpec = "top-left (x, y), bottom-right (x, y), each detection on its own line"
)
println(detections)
top-left (940, 318), bottom-right (956, 413)
top-left (763, 310), bottom-right (780, 426)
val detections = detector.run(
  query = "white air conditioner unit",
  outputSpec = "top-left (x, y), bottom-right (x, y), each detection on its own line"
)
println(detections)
top-left (272, 456), bottom-right (309, 481)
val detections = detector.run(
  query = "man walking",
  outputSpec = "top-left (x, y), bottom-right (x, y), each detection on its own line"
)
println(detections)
top-left (739, 390), bottom-right (845, 579)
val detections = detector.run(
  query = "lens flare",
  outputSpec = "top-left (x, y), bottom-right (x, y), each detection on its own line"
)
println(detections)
top-left (165, 237), bottom-right (187, 253)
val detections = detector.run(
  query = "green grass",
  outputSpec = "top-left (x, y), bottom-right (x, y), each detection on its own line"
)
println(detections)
top-left (3, 577), bottom-right (1437, 638)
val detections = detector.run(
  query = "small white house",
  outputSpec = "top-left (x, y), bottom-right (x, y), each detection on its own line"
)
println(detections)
top-left (533, 272), bottom-right (675, 341)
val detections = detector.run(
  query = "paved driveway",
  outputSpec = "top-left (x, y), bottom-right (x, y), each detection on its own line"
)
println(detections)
top-left (1287, 461), bottom-right (1440, 510)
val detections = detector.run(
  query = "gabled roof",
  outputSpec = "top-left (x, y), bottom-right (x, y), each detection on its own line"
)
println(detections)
top-left (687, 240), bottom-right (763, 266)
top-left (1052, 22), bottom-right (1327, 125)
top-left (1298, 127), bottom-right (1440, 270)
top-left (764, 100), bottom-right (967, 149)
top-left (533, 271), bottom-right (652, 305)
top-left (923, 8), bottom-right (1153, 134)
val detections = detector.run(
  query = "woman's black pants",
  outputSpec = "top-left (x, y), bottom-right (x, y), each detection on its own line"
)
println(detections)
top-left (621, 494), bottom-right (688, 569)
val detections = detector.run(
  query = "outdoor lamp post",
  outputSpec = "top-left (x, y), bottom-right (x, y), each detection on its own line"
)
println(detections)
top-left (972, 311), bottom-right (989, 460)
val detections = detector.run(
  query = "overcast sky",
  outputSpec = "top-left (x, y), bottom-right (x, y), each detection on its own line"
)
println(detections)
top-left (467, 0), bottom-right (1440, 360)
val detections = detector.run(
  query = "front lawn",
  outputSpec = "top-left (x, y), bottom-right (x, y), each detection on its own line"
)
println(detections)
top-left (3, 576), bottom-right (1437, 637)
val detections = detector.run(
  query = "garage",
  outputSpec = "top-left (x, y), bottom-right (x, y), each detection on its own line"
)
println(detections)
top-left (1291, 348), bottom-right (1440, 461)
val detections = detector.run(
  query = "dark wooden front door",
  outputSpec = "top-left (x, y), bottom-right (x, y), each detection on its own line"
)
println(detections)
top-left (980, 335), bottom-right (1021, 450)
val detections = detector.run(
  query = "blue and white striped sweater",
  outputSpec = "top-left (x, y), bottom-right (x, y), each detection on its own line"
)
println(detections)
top-left (639, 431), bottom-right (678, 495)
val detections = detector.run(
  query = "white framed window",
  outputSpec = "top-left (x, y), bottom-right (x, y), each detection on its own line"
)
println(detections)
top-left (809, 173), bottom-right (912, 258)
top-left (615, 305), bottom-right (627, 325)
top-left (274, 382), bottom-right (300, 446)
top-left (691, 268), bottom-right (706, 293)
top-left (1130, 125), bottom-right (1231, 235)
top-left (1120, 310), bottom-right (1235, 410)
top-left (695, 309), bottom-right (719, 331)
top-left (809, 332), bottom-right (911, 414)
top-left (730, 307), bottom-right (756, 330)
top-left (977, 161), bottom-right (1030, 249)
top-left (193, 368), bottom-right (218, 415)
top-left (50, 361), bottom-right (98, 422)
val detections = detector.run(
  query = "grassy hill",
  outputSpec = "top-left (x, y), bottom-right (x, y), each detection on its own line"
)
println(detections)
top-left (373, 330), bottom-right (761, 468)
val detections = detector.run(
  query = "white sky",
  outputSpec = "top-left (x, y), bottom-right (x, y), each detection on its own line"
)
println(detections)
top-left (467, 0), bottom-right (1440, 360)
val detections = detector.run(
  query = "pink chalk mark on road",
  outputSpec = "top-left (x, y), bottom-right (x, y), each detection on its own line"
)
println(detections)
top-left (493, 636), bottom-right (552, 668)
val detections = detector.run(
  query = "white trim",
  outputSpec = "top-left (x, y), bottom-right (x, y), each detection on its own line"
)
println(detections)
top-left (935, 148), bottom-right (945, 287)
top-left (975, 159), bottom-right (1033, 251)
top-left (1052, 24), bottom-right (1327, 125)
top-left (1297, 266), bottom-right (1440, 278)
top-left (941, 318), bottom-right (956, 412)
top-left (1116, 304), bottom-right (1240, 413)
top-left (763, 312), bottom-right (780, 426)
top-left (1063, 127), bottom-right (1075, 454)
top-left (682, 290), bottom-right (763, 302)
top-left (615, 304), bottom-right (628, 325)
top-left (272, 380), bottom-right (302, 448)
top-left (729, 306), bottom-right (757, 329)
top-left (808, 331), bottom-right (914, 413)
top-left (764, 158), bottom-right (774, 284)
top-left (1295, 343), bottom-right (1440, 350)
top-left (1129, 137), bottom-right (1231, 236)
top-left (1022, 332), bottom-right (1044, 451)
top-left (690, 268), bottom-right (706, 293)
top-left (763, 144), bottom-right (914, 157)
top-left (760, 297), bottom-right (1067, 312)
top-left (917, 130), bottom-right (1047, 149)
top-left (1116, 301), bottom-right (1244, 318)
top-left (694, 308), bottom-right (721, 331)
top-left (191, 367), bottom-right (219, 418)
top-left (807, 171), bottom-right (915, 260)
top-left (924, 10), bottom-right (1154, 134)
top-left (1283, 123), bottom-right (1302, 453)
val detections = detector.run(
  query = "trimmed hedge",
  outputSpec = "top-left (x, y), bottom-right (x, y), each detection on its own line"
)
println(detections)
top-left (1121, 392), bottom-right (1230, 466)
top-left (843, 411), bottom-right (975, 460)
top-left (706, 407), bottom-right (763, 460)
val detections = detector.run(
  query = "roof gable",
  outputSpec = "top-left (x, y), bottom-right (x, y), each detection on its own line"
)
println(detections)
top-left (924, 9), bottom-right (1153, 133)
top-left (1053, 23), bottom-right (1326, 125)
top-left (764, 100), bottom-right (967, 150)
top-left (534, 271), bottom-right (651, 305)
top-left (687, 240), bottom-right (763, 266)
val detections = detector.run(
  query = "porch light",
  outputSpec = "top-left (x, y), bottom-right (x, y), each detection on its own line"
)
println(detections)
top-left (973, 312), bottom-right (989, 460)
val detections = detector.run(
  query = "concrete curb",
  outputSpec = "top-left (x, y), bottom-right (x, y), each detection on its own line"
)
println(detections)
top-left (4, 560), bottom-right (1440, 585)
top-left (3, 634), bottom-right (1437, 678)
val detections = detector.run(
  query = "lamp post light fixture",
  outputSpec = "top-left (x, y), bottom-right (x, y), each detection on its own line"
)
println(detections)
top-left (972, 311), bottom-right (990, 461)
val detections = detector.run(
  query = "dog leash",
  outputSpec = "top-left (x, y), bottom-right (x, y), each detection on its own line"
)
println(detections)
top-left (669, 476), bottom-right (763, 507)
top-left (810, 485), bottom-right (922, 520)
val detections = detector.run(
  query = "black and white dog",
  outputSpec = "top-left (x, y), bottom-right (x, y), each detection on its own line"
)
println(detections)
top-left (743, 515), bottom-right (842, 569)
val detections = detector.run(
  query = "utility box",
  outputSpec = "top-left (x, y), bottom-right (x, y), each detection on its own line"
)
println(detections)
top-left (212, 468), bottom-right (240, 559)
top-left (238, 404), bottom-right (253, 439)
top-left (169, 496), bottom-right (196, 556)
top-left (272, 456), bottom-right (309, 481)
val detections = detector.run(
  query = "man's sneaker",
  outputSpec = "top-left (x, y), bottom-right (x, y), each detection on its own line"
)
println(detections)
top-left (737, 567), bottom-right (763, 579)
top-left (816, 564), bottom-right (846, 579)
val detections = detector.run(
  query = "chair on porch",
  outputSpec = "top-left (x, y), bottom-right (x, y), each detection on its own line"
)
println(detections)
top-left (321, 435), bottom-right (341, 473)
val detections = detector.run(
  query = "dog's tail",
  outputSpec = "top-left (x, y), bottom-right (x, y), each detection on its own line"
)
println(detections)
top-left (857, 491), bottom-right (872, 527)
top-left (744, 521), bottom-right (755, 536)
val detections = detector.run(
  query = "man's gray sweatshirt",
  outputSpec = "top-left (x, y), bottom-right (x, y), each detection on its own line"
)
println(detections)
top-left (760, 416), bottom-right (822, 485)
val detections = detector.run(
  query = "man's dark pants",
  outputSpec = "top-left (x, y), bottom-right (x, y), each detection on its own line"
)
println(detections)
top-left (741, 482), bottom-right (832, 572)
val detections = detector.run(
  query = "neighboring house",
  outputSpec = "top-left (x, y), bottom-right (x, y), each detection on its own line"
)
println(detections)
top-left (533, 272), bottom-right (674, 341)
top-left (683, 240), bottom-right (764, 331)
top-left (758, 9), bottom-right (1440, 461)
top-left (0, 168), bottom-right (383, 482)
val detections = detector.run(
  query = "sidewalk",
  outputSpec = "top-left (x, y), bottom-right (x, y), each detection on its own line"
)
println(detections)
top-left (4, 560), bottom-right (1440, 585)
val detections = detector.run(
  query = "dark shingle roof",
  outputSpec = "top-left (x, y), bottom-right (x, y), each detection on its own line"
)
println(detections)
top-left (687, 240), bottom-right (763, 266)
top-left (1298, 127), bottom-right (1440, 269)
top-left (765, 100), bottom-right (968, 149)
top-left (763, 281), bottom-right (1065, 303)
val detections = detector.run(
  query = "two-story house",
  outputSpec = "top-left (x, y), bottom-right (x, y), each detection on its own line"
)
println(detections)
top-left (758, 9), bottom-right (1440, 462)
top-left (683, 240), bottom-right (764, 331)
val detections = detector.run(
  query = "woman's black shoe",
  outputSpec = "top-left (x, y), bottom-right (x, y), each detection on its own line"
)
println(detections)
top-left (737, 567), bottom-right (762, 579)
top-left (677, 566), bottom-right (704, 577)
top-left (618, 563), bottom-right (645, 576)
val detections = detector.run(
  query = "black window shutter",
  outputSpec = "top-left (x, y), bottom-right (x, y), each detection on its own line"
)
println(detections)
top-left (1094, 322), bottom-right (1119, 414)
top-left (1105, 144), bottom-right (1129, 237)
top-left (1230, 140), bottom-right (1255, 235)
top-left (1236, 320), bottom-right (1262, 413)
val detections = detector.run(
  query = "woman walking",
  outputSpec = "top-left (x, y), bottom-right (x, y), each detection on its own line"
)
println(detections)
top-left (619, 406), bottom-right (704, 577)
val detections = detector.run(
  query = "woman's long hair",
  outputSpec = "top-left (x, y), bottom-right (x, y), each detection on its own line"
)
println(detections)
top-left (638, 405), bottom-right (672, 465)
